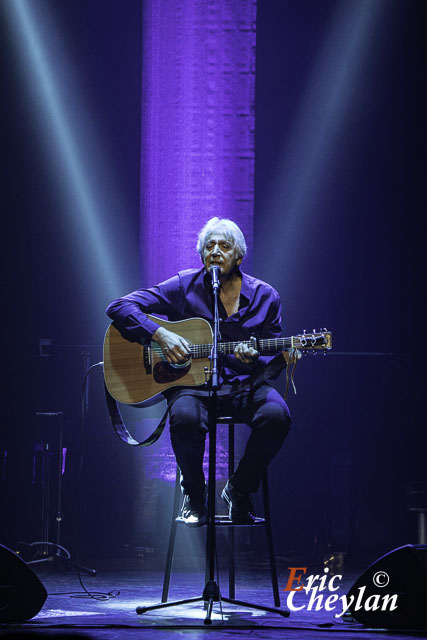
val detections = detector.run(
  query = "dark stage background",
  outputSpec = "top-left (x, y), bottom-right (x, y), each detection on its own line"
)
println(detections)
top-left (1, 0), bottom-right (426, 569)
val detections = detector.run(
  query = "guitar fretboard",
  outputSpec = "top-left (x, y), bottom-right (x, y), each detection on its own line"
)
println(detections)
top-left (188, 337), bottom-right (293, 359)
top-left (149, 331), bottom-right (330, 360)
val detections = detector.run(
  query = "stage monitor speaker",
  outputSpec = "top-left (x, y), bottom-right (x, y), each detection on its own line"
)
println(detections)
top-left (346, 544), bottom-right (427, 629)
top-left (0, 544), bottom-right (47, 622)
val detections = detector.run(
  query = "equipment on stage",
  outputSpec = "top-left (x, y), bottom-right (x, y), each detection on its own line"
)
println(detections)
top-left (24, 411), bottom-right (96, 576)
top-left (407, 482), bottom-right (427, 544)
top-left (103, 315), bottom-right (332, 405)
top-left (11, 343), bottom-right (100, 577)
top-left (346, 544), bottom-right (427, 629)
top-left (0, 544), bottom-right (47, 622)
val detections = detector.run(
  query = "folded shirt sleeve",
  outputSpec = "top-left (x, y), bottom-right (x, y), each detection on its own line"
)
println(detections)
top-left (106, 275), bottom-right (181, 341)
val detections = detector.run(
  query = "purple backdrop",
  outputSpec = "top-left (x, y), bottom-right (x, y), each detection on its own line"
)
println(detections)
top-left (140, 0), bottom-right (256, 283)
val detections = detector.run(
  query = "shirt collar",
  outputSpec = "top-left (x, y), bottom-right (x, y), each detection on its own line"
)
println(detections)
top-left (239, 270), bottom-right (251, 301)
top-left (202, 266), bottom-right (251, 302)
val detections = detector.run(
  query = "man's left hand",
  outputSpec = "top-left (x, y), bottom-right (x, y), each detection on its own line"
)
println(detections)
top-left (234, 342), bottom-right (259, 364)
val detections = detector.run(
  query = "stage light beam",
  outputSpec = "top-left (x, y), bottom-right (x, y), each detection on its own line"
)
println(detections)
top-left (4, 0), bottom-right (129, 302)
top-left (258, 0), bottom-right (386, 283)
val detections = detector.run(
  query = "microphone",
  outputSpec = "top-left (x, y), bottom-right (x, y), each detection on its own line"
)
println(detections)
top-left (210, 265), bottom-right (221, 291)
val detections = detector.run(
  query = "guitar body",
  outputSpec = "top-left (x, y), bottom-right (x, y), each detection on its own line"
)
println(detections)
top-left (104, 315), bottom-right (332, 405)
top-left (103, 315), bottom-right (213, 405)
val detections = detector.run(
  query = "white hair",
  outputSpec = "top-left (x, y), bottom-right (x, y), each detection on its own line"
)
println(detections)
top-left (196, 217), bottom-right (247, 261)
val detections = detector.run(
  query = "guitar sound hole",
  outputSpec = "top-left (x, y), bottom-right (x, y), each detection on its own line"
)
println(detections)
top-left (153, 360), bottom-right (191, 383)
top-left (169, 357), bottom-right (191, 369)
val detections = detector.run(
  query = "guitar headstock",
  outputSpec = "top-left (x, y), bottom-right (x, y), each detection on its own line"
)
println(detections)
top-left (292, 329), bottom-right (332, 352)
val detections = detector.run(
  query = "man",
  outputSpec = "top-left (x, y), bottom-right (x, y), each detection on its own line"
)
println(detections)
top-left (106, 217), bottom-right (291, 526)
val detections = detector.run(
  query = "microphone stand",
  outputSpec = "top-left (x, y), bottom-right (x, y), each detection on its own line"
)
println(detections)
top-left (21, 343), bottom-right (98, 576)
top-left (136, 268), bottom-right (223, 623)
top-left (202, 266), bottom-right (221, 623)
top-left (26, 411), bottom-right (96, 576)
top-left (202, 267), bottom-right (290, 622)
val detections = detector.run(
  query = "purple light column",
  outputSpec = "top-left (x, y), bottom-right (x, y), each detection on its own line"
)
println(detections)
top-left (134, 1), bottom-right (256, 546)
top-left (140, 0), bottom-right (256, 282)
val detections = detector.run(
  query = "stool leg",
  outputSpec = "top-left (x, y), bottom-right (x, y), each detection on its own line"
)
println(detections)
top-left (418, 512), bottom-right (427, 544)
top-left (228, 423), bottom-right (235, 600)
top-left (162, 465), bottom-right (181, 603)
top-left (262, 472), bottom-right (280, 607)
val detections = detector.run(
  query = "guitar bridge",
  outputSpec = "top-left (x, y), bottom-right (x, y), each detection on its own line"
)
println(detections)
top-left (143, 344), bottom-right (152, 374)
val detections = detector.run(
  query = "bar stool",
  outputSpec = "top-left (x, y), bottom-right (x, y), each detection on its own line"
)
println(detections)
top-left (161, 417), bottom-right (281, 607)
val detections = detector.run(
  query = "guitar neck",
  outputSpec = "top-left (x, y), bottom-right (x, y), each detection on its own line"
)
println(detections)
top-left (188, 337), bottom-right (293, 359)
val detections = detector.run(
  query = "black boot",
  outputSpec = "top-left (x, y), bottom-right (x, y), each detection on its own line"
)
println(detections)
top-left (180, 486), bottom-right (208, 527)
top-left (221, 479), bottom-right (256, 524)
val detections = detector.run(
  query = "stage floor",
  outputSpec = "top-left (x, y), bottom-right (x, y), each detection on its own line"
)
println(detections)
top-left (0, 554), bottom-right (425, 639)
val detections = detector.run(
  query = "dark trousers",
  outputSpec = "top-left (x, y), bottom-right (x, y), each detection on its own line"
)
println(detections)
top-left (167, 383), bottom-right (291, 495)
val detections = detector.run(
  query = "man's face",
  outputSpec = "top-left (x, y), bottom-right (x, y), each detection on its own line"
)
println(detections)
top-left (203, 231), bottom-right (242, 277)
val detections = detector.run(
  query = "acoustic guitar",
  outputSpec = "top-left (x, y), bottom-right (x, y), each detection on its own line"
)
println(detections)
top-left (103, 315), bottom-right (332, 405)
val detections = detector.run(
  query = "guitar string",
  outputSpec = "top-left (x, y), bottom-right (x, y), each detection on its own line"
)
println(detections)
top-left (148, 334), bottom-right (328, 359)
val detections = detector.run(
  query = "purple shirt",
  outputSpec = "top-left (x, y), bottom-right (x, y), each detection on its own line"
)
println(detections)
top-left (106, 267), bottom-right (282, 385)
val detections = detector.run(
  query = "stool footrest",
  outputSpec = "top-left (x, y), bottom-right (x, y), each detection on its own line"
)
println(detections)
top-left (176, 515), bottom-right (266, 526)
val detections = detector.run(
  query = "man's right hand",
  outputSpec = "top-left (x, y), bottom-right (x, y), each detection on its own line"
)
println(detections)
top-left (152, 327), bottom-right (192, 364)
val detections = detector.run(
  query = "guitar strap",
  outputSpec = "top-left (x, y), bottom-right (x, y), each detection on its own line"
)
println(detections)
top-left (104, 383), bottom-right (169, 447)
top-left (104, 350), bottom-right (298, 447)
